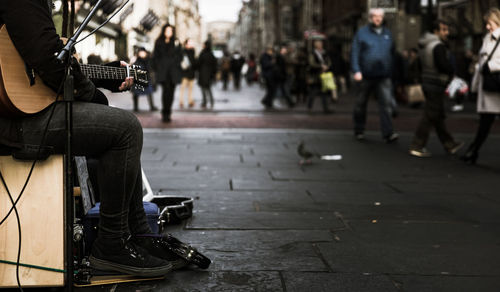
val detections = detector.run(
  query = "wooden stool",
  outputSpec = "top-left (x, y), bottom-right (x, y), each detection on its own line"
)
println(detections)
top-left (0, 155), bottom-right (64, 287)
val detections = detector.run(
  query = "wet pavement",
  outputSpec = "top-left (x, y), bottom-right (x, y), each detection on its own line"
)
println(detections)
top-left (43, 82), bottom-right (500, 291)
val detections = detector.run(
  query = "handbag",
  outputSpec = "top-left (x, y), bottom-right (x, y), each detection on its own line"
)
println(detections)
top-left (405, 84), bottom-right (425, 104)
top-left (320, 71), bottom-right (336, 92)
top-left (482, 36), bottom-right (500, 92)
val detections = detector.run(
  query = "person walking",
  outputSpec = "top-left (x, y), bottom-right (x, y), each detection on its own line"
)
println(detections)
top-left (230, 51), bottom-right (245, 90)
top-left (220, 51), bottom-right (231, 90)
top-left (131, 47), bottom-right (158, 112)
top-left (462, 8), bottom-right (500, 164)
top-left (275, 45), bottom-right (296, 108)
top-left (351, 8), bottom-right (398, 142)
top-left (245, 53), bottom-right (258, 85)
top-left (408, 19), bottom-right (463, 157)
top-left (307, 39), bottom-right (332, 113)
top-left (152, 23), bottom-right (182, 123)
top-left (260, 46), bottom-right (276, 108)
top-left (198, 41), bottom-right (218, 108)
top-left (178, 38), bottom-right (196, 108)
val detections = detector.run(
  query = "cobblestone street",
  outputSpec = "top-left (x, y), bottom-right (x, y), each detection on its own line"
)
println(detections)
top-left (73, 83), bottom-right (500, 291)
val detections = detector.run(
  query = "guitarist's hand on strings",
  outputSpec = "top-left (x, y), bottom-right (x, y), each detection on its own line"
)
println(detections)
top-left (119, 61), bottom-right (134, 91)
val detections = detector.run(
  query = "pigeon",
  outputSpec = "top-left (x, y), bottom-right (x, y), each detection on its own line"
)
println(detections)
top-left (297, 140), bottom-right (321, 165)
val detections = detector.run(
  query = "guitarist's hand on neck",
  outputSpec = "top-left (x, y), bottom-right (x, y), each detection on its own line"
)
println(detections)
top-left (118, 61), bottom-right (134, 91)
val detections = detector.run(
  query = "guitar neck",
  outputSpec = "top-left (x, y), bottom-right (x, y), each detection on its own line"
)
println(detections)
top-left (80, 64), bottom-right (136, 81)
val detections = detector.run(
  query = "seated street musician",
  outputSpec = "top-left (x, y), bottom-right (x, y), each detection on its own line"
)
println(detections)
top-left (0, 0), bottom-right (186, 277)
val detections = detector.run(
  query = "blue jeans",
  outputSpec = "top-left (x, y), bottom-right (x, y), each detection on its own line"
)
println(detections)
top-left (353, 77), bottom-right (394, 137)
top-left (20, 102), bottom-right (151, 244)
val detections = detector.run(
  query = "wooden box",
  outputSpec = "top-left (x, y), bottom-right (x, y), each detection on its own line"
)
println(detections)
top-left (0, 155), bottom-right (65, 287)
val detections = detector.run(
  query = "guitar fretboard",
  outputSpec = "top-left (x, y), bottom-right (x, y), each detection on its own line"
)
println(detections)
top-left (80, 64), bottom-right (136, 80)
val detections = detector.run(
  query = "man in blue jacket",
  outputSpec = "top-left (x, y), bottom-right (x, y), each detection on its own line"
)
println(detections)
top-left (351, 8), bottom-right (398, 143)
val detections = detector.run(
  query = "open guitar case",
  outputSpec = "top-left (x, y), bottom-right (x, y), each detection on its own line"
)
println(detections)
top-left (72, 157), bottom-right (210, 287)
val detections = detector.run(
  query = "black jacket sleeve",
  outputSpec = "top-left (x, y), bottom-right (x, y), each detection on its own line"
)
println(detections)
top-left (0, 0), bottom-right (95, 101)
top-left (433, 44), bottom-right (454, 76)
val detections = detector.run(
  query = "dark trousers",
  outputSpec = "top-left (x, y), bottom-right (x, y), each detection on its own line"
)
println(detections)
top-left (353, 77), bottom-right (394, 137)
top-left (161, 81), bottom-right (176, 119)
top-left (261, 76), bottom-right (276, 106)
top-left (21, 102), bottom-right (150, 244)
top-left (233, 72), bottom-right (241, 90)
top-left (469, 113), bottom-right (498, 153)
top-left (222, 71), bottom-right (229, 90)
top-left (133, 94), bottom-right (156, 111)
top-left (201, 85), bottom-right (214, 107)
top-left (308, 84), bottom-right (330, 112)
top-left (277, 79), bottom-right (295, 107)
top-left (411, 84), bottom-right (455, 150)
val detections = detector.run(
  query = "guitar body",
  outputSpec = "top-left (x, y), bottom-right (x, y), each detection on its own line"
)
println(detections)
top-left (0, 25), bottom-right (56, 117)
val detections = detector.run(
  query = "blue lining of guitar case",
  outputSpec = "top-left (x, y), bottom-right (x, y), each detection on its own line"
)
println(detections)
top-left (83, 201), bottom-right (160, 253)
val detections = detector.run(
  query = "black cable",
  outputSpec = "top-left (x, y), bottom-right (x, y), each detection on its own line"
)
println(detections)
top-left (73, 0), bottom-right (130, 46)
top-left (0, 171), bottom-right (23, 292)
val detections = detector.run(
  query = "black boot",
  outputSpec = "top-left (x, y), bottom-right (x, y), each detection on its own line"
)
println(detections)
top-left (461, 144), bottom-right (478, 165)
top-left (89, 237), bottom-right (173, 277)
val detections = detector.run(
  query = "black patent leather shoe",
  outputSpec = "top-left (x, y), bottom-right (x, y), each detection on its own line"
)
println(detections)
top-left (134, 234), bottom-right (211, 269)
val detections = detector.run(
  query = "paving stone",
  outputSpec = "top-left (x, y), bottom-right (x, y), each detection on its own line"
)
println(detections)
top-left (187, 210), bottom-right (345, 230)
top-left (318, 222), bottom-right (500, 275)
top-left (167, 230), bottom-right (332, 272)
top-left (283, 272), bottom-right (398, 292)
top-left (74, 271), bottom-right (283, 292)
top-left (391, 275), bottom-right (500, 292)
top-left (148, 175), bottom-right (230, 191)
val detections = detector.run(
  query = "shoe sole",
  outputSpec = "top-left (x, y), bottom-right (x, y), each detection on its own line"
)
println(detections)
top-left (409, 150), bottom-right (432, 157)
top-left (448, 142), bottom-right (464, 155)
top-left (89, 255), bottom-right (173, 277)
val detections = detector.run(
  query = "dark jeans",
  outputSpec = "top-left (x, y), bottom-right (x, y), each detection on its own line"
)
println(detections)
top-left (201, 85), bottom-right (214, 106)
top-left (410, 84), bottom-right (456, 150)
top-left (21, 102), bottom-right (150, 244)
top-left (469, 113), bottom-right (498, 153)
top-left (233, 72), bottom-right (241, 90)
top-left (222, 71), bottom-right (229, 90)
top-left (353, 77), bottom-right (394, 137)
top-left (277, 79), bottom-right (295, 107)
top-left (161, 81), bottom-right (176, 119)
top-left (133, 94), bottom-right (156, 111)
top-left (261, 76), bottom-right (276, 106)
top-left (307, 84), bottom-right (330, 112)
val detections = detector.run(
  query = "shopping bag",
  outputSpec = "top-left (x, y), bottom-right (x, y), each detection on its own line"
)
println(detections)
top-left (405, 84), bottom-right (425, 104)
top-left (320, 71), bottom-right (336, 92)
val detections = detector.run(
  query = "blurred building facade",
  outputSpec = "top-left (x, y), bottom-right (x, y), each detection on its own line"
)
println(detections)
top-left (206, 21), bottom-right (235, 56)
top-left (54, 0), bottom-right (202, 63)
top-left (229, 0), bottom-right (500, 61)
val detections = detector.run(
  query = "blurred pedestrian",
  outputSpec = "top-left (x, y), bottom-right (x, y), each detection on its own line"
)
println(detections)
top-left (179, 38), bottom-right (196, 108)
top-left (198, 40), bottom-right (218, 108)
top-left (293, 46), bottom-right (309, 103)
top-left (462, 8), bottom-right (500, 164)
top-left (307, 40), bottom-right (332, 113)
top-left (152, 23), bottom-right (182, 122)
top-left (351, 8), bottom-right (398, 142)
top-left (230, 51), bottom-right (245, 90)
top-left (408, 19), bottom-right (463, 157)
top-left (220, 51), bottom-right (231, 90)
top-left (245, 53), bottom-right (258, 85)
top-left (131, 47), bottom-right (157, 112)
top-left (260, 46), bottom-right (276, 108)
top-left (275, 45), bottom-right (295, 108)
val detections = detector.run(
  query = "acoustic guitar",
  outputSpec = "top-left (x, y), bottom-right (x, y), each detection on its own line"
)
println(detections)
top-left (0, 24), bottom-right (148, 117)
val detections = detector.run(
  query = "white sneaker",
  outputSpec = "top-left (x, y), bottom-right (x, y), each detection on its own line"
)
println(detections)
top-left (451, 104), bottom-right (464, 112)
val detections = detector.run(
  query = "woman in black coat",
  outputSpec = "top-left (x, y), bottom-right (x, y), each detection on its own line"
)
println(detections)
top-left (152, 23), bottom-right (182, 122)
top-left (198, 41), bottom-right (218, 108)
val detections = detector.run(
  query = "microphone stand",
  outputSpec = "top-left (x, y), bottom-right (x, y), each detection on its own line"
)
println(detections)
top-left (56, 0), bottom-right (104, 290)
